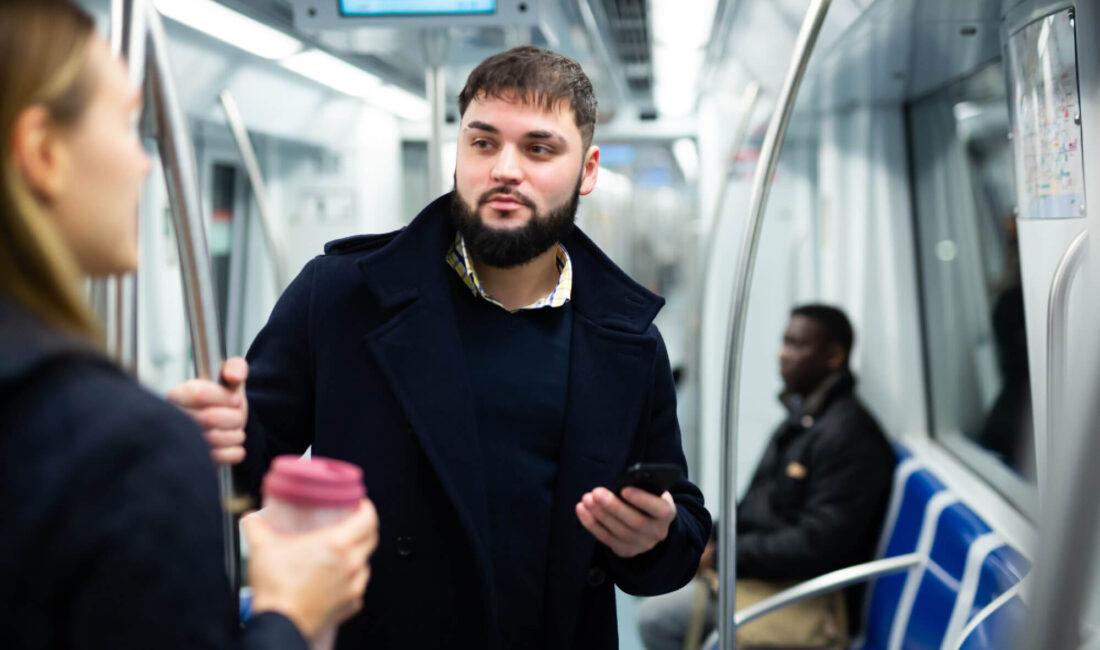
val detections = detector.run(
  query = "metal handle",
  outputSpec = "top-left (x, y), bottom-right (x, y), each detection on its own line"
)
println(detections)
top-left (700, 82), bottom-right (761, 298)
top-left (421, 29), bottom-right (450, 200)
top-left (1044, 230), bottom-right (1087, 467)
top-left (706, 83), bottom-right (761, 251)
top-left (734, 553), bottom-right (922, 627)
top-left (142, 4), bottom-right (240, 595)
top-left (1023, 229), bottom-right (1093, 650)
top-left (716, 1), bottom-right (833, 648)
top-left (689, 82), bottom-right (760, 474)
top-left (576, 0), bottom-right (631, 107)
top-left (104, 0), bottom-right (147, 373)
top-left (218, 91), bottom-right (289, 290)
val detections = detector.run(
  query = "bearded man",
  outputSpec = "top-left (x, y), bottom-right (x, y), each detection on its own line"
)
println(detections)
top-left (173, 46), bottom-right (709, 649)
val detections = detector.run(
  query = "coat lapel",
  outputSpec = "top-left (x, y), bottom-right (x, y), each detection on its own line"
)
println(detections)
top-left (356, 197), bottom-right (494, 590)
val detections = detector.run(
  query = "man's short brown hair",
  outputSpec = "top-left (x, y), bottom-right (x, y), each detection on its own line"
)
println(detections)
top-left (458, 46), bottom-right (597, 149)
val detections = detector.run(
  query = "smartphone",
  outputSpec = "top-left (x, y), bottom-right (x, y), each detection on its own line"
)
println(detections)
top-left (611, 462), bottom-right (681, 497)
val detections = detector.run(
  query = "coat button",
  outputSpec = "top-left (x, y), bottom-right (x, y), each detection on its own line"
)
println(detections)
top-left (587, 567), bottom-right (606, 587)
top-left (800, 415), bottom-right (814, 428)
top-left (396, 536), bottom-right (414, 558)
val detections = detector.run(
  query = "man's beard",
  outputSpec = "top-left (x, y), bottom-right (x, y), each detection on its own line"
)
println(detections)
top-left (450, 177), bottom-right (581, 268)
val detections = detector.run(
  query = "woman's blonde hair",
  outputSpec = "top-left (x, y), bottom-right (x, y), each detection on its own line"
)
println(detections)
top-left (0, 0), bottom-right (99, 340)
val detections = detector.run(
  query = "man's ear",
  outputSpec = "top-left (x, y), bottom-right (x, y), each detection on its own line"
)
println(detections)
top-left (579, 145), bottom-right (599, 196)
top-left (10, 105), bottom-right (69, 202)
top-left (825, 344), bottom-right (847, 371)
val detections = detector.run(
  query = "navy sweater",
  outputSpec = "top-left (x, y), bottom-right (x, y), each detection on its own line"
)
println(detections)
top-left (450, 272), bottom-right (572, 649)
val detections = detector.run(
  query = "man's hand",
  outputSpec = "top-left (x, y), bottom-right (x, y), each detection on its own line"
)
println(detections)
top-left (167, 357), bottom-right (248, 465)
top-left (575, 486), bottom-right (677, 558)
top-left (244, 499), bottom-right (379, 640)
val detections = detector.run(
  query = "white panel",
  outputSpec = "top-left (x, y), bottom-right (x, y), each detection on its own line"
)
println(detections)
top-left (696, 150), bottom-right (811, 508)
top-left (817, 106), bottom-right (928, 439)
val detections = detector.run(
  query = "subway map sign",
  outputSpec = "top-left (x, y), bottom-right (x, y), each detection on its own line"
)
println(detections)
top-left (1007, 9), bottom-right (1086, 220)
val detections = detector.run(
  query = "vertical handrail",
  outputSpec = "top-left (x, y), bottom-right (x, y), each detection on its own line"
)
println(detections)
top-left (1022, 233), bottom-right (1100, 650)
top-left (218, 91), bottom-right (289, 291)
top-left (107, 0), bottom-right (146, 373)
top-left (576, 0), bottom-right (632, 107)
top-left (422, 30), bottom-right (450, 200)
top-left (691, 82), bottom-right (759, 473)
top-left (1044, 229), bottom-right (1087, 477)
top-left (706, 83), bottom-right (761, 254)
top-left (426, 64), bottom-right (447, 199)
top-left (717, 1), bottom-right (832, 648)
top-left (143, 5), bottom-right (240, 595)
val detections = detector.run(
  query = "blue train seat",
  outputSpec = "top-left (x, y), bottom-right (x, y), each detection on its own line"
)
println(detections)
top-left (856, 442), bottom-right (1030, 649)
top-left (705, 441), bottom-right (1031, 650)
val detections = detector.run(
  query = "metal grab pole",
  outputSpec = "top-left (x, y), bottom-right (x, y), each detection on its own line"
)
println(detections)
top-left (717, 1), bottom-right (832, 648)
top-left (218, 91), bottom-right (289, 291)
top-left (706, 83), bottom-right (761, 256)
top-left (426, 63), bottom-right (447, 198)
top-left (1044, 229), bottom-right (1087, 484)
top-left (1023, 240), bottom-right (1100, 650)
top-left (106, 0), bottom-right (147, 372)
top-left (422, 30), bottom-right (450, 200)
top-left (145, 7), bottom-right (240, 595)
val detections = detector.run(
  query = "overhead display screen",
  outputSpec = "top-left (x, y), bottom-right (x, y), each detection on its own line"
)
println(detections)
top-left (339, 0), bottom-right (496, 15)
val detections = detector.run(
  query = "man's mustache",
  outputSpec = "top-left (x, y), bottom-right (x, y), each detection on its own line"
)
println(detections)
top-left (477, 187), bottom-right (536, 209)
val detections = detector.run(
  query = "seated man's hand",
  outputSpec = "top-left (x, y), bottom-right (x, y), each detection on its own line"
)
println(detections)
top-left (166, 357), bottom-right (248, 465)
top-left (243, 499), bottom-right (379, 640)
top-left (576, 486), bottom-right (677, 558)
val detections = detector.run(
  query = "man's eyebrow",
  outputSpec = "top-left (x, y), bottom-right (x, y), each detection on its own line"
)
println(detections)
top-left (525, 130), bottom-right (567, 146)
top-left (466, 121), bottom-right (499, 134)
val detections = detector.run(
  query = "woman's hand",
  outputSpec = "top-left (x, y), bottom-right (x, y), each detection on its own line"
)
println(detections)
top-left (243, 499), bottom-right (380, 640)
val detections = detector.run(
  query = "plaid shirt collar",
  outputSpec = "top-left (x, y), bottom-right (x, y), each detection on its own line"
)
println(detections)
top-left (445, 233), bottom-right (572, 312)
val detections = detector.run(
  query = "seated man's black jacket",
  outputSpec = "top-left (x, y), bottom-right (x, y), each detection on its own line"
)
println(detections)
top-left (0, 299), bottom-right (306, 650)
top-left (737, 370), bottom-right (895, 580)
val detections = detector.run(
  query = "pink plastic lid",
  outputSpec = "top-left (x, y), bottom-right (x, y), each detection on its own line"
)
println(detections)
top-left (262, 455), bottom-right (365, 508)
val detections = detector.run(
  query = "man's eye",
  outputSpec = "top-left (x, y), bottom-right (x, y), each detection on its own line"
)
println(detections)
top-left (472, 140), bottom-right (493, 149)
top-left (530, 145), bottom-right (551, 155)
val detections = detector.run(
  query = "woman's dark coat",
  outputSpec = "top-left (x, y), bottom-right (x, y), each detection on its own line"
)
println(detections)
top-left (0, 300), bottom-right (304, 650)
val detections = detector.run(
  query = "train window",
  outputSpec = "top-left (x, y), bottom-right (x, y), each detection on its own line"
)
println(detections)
top-left (908, 61), bottom-right (1037, 512)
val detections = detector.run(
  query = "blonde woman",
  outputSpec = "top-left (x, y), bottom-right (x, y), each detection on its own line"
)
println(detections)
top-left (0, 1), bottom-right (378, 647)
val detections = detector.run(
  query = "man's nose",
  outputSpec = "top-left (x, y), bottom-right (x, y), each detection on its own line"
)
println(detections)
top-left (491, 145), bottom-right (523, 185)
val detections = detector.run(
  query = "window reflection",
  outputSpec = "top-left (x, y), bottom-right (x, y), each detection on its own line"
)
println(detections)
top-left (909, 61), bottom-right (1035, 496)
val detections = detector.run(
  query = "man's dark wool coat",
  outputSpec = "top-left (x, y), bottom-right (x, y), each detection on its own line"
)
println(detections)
top-left (236, 193), bottom-right (712, 649)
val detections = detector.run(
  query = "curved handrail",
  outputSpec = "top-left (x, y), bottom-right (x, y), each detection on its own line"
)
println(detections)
top-left (1044, 229), bottom-right (1087, 474)
top-left (1024, 237), bottom-right (1100, 649)
top-left (952, 578), bottom-right (1026, 650)
top-left (701, 553), bottom-right (923, 648)
top-left (716, 1), bottom-right (833, 648)
top-left (689, 82), bottom-right (759, 473)
top-left (143, 4), bottom-right (239, 593)
top-left (218, 91), bottom-right (289, 291)
top-left (706, 83), bottom-right (761, 252)
top-left (734, 553), bottom-right (922, 627)
top-left (576, 0), bottom-right (631, 107)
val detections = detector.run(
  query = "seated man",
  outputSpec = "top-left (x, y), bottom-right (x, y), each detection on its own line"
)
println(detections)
top-left (639, 304), bottom-right (895, 650)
